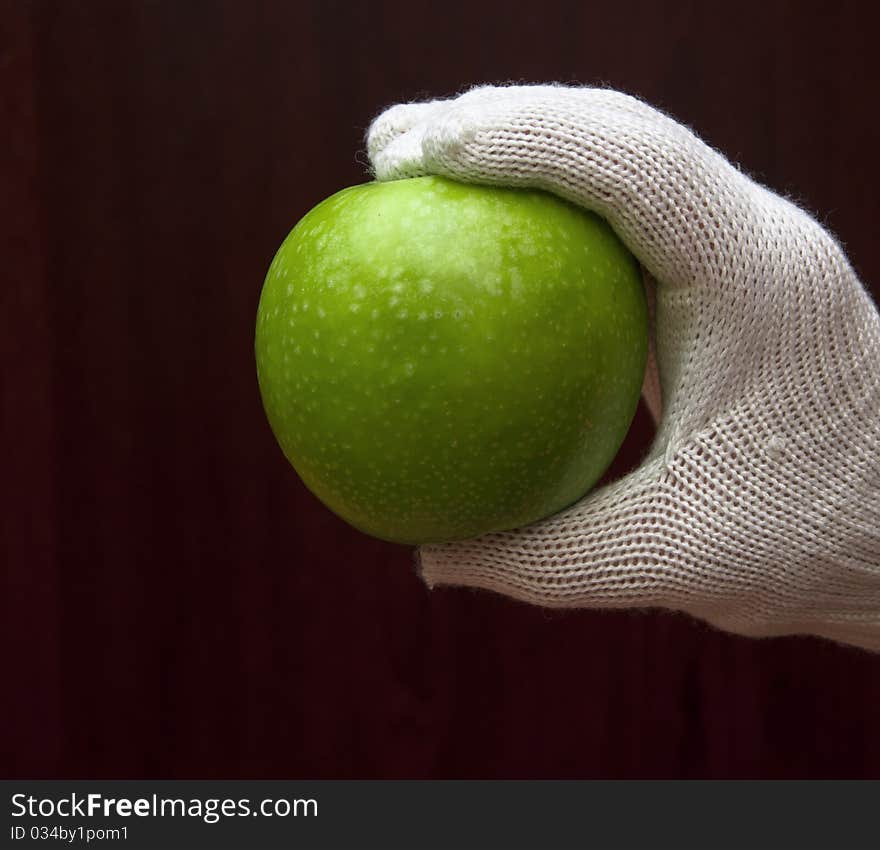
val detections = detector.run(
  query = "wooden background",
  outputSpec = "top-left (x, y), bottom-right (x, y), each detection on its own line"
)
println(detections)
top-left (4, 0), bottom-right (879, 778)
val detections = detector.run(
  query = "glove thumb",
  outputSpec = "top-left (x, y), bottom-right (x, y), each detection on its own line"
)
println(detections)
top-left (415, 455), bottom-right (675, 610)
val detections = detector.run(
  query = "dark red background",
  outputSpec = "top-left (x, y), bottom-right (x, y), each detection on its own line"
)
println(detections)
top-left (4, 0), bottom-right (880, 778)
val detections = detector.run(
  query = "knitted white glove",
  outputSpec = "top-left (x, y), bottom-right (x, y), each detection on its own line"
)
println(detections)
top-left (366, 85), bottom-right (880, 651)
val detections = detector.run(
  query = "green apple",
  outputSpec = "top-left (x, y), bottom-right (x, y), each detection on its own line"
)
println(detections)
top-left (256, 176), bottom-right (647, 544)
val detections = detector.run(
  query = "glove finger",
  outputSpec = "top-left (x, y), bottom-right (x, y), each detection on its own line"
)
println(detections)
top-left (366, 100), bottom-right (450, 178)
top-left (417, 84), bottom-right (782, 292)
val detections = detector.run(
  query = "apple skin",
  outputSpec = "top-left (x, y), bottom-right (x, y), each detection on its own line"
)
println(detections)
top-left (255, 176), bottom-right (647, 545)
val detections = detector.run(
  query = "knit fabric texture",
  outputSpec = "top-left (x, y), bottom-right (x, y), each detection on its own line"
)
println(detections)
top-left (366, 85), bottom-right (880, 651)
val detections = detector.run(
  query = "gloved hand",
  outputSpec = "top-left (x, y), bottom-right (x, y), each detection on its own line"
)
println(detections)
top-left (366, 85), bottom-right (880, 651)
